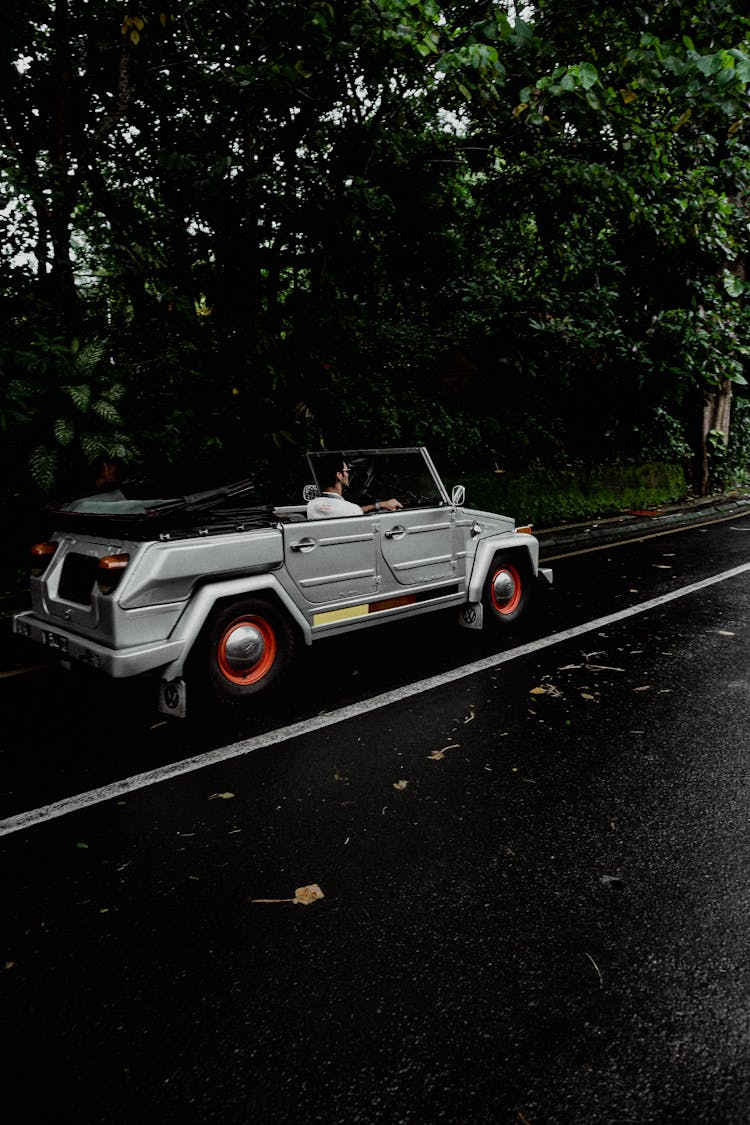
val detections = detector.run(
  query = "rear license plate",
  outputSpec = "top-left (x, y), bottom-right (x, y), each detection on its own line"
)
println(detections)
top-left (45, 631), bottom-right (69, 654)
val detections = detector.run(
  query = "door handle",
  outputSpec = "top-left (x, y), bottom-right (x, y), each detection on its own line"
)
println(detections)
top-left (384, 525), bottom-right (406, 540)
top-left (290, 537), bottom-right (316, 552)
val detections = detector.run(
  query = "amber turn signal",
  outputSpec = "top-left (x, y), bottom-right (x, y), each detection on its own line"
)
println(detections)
top-left (97, 553), bottom-right (130, 594)
top-left (30, 541), bottom-right (58, 576)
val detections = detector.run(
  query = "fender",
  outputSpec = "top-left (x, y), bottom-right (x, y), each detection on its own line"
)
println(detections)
top-left (467, 532), bottom-right (540, 603)
top-left (160, 572), bottom-right (311, 681)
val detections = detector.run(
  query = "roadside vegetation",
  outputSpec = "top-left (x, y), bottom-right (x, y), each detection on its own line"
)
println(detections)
top-left (2, 0), bottom-right (749, 527)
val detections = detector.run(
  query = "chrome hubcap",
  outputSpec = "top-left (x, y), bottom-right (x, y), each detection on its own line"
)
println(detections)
top-left (493, 570), bottom-right (516, 605)
top-left (223, 624), bottom-right (265, 674)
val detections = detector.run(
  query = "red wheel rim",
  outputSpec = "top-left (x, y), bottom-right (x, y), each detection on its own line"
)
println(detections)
top-left (217, 615), bottom-right (277, 684)
top-left (490, 564), bottom-right (522, 615)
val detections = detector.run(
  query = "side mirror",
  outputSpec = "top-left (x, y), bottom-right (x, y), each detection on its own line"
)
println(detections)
top-left (303, 484), bottom-right (319, 501)
top-left (451, 484), bottom-right (465, 506)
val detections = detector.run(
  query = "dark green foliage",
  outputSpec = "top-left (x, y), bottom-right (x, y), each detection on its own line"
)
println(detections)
top-left (1, 0), bottom-right (749, 512)
top-left (464, 462), bottom-right (689, 526)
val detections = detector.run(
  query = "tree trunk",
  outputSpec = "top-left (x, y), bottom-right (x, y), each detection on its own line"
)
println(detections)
top-left (695, 379), bottom-right (733, 496)
top-left (49, 0), bottom-right (80, 341)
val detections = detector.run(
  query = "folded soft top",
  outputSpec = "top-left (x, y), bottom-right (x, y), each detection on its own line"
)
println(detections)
top-left (44, 479), bottom-right (277, 540)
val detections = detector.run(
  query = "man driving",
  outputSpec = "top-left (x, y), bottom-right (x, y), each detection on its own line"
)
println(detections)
top-left (306, 453), bottom-right (403, 519)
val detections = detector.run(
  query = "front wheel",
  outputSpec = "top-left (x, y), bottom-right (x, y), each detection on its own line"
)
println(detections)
top-left (192, 596), bottom-right (295, 707)
top-left (482, 554), bottom-right (531, 628)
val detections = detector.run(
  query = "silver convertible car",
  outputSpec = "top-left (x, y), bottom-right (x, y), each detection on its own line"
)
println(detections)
top-left (13, 447), bottom-right (552, 717)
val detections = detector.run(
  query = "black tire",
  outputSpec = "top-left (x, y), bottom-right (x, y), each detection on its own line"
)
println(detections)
top-left (482, 553), bottom-right (532, 628)
top-left (191, 596), bottom-right (295, 707)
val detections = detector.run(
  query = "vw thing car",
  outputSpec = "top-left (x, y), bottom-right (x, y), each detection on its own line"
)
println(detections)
top-left (13, 448), bottom-right (552, 718)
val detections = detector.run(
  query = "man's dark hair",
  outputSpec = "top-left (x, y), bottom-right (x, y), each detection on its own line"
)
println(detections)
top-left (316, 452), bottom-right (346, 490)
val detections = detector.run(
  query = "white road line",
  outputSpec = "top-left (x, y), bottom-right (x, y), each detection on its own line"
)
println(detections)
top-left (2, 561), bottom-right (748, 839)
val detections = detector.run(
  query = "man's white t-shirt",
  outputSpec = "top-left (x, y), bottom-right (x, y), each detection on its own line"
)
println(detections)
top-left (306, 492), bottom-right (363, 519)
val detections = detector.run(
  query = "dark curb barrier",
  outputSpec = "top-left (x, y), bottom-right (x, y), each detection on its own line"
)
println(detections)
top-left (536, 489), bottom-right (750, 557)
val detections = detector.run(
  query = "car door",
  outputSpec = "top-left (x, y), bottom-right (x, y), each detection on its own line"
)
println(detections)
top-left (378, 505), bottom-right (464, 587)
top-left (283, 515), bottom-right (379, 605)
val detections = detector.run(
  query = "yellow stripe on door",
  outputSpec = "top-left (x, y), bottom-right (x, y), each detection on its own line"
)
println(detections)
top-left (313, 593), bottom-right (418, 626)
top-left (313, 604), bottom-right (369, 626)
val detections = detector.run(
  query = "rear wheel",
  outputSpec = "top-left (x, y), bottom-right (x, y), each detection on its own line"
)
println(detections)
top-left (482, 554), bottom-right (531, 627)
top-left (193, 597), bottom-right (295, 707)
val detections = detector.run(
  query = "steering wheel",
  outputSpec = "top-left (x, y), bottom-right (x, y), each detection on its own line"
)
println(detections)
top-left (397, 491), bottom-right (435, 508)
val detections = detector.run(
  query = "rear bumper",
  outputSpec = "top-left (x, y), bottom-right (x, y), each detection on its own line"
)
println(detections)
top-left (12, 611), bottom-right (183, 678)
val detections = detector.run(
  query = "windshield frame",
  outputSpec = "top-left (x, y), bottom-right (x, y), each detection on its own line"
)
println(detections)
top-left (305, 447), bottom-right (450, 507)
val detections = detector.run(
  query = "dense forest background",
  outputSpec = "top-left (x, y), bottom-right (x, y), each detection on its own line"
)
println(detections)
top-left (2, 0), bottom-right (750, 510)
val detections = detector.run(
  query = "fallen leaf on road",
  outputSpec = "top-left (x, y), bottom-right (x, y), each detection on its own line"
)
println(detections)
top-left (580, 692), bottom-right (598, 701)
top-left (294, 884), bottom-right (325, 905)
top-left (653, 564), bottom-right (671, 569)
top-left (393, 779), bottom-right (409, 791)
top-left (530, 684), bottom-right (562, 698)
top-left (250, 884), bottom-right (325, 906)
top-left (716, 630), bottom-right (735, 636)
top-left (427, 743), bottom-right (459, 761)
top-left (208, 791), bottom-right (235, 800)
top-left (633, 685), bottom-right (651, 692)
top-left (463, 706), bottom-right (475, 723)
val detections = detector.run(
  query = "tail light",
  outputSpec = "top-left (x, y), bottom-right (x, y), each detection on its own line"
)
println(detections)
top-left (97, 553), bottom-right (130, 595)
top-left (30, 541), bottom-right (58, 577)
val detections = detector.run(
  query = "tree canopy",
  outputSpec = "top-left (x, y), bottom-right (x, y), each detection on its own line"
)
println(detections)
top-left (2, 0), bottom-right (749, 501)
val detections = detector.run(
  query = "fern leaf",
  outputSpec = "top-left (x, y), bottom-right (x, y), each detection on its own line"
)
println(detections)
top-left (62, 383), bottom-right (92, 412)
top-left (29, 445), bottom-right (58, 492)
top-left (75, 338), bottom-right (107, 375)
top-left (92, 399), bottom-right (122, 424)
top-left (109, 437), bottom-right (140, 462)
top-left (53, 417), bottom-right (76, 446)
top-left (80, 433), bottom-right (109, 460)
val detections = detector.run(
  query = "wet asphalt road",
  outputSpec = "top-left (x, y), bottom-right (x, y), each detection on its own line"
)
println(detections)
top-left (2, 516), bottom-right (750, 1123)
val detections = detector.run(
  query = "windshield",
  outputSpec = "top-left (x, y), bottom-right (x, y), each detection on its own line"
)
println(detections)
top-left (306, 448), bottom-right (447, 508)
